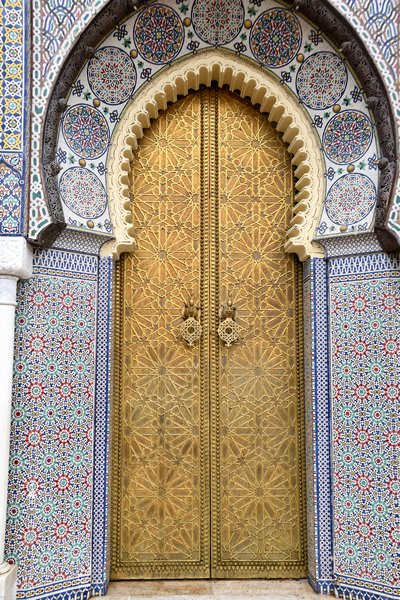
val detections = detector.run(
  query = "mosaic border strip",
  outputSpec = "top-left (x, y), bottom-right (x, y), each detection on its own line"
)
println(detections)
top-left (91, 257), bottom-right (114, 594)
top-left (0, 0), bottom-right (30, 234)
top-left (313, 259), bottom-right (334, 589)
top-left (52, 230), bottom-right (110, 254)
top-left (329, 253), bottom-right (400, 278)
top-left (304, 258), bottom-right (334, 593)
top-left (335, 577), bottom-right (400, 600)
top-left (321, 234), bottom-right (383, 259)
top-left (329, 0), bottom-right (398, 76)
top-left (16, 582), bottom-right (91, 600)
top-left (32, 247), bottom-right (98, 275)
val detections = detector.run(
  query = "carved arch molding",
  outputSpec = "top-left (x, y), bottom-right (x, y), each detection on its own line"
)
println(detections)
top-left (40, 0), bottom-right (398, 254)
top-left (105, 52), bottom-right (324, 261)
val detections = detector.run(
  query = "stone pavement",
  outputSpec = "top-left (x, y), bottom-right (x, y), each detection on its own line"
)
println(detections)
top-left (105, 579), bottom-right (324, 600)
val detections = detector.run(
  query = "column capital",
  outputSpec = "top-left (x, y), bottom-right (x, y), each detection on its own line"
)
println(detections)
top-left (0, 237), bottom-right (33, 280)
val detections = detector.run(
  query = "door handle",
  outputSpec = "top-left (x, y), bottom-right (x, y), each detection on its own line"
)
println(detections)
top-left (218, 296), bottom-right (240, 347)
top-left (180, 295), bottom-right (202, 347)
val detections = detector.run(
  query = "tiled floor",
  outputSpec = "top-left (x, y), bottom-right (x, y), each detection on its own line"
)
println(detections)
top-left (105, 579), bottom-right (321, 600)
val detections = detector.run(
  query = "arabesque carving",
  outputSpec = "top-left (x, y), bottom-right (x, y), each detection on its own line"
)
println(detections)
top-left (104, 51), bottom-right (325, 262)
top-left (112, 89), bottom-right (306, 579)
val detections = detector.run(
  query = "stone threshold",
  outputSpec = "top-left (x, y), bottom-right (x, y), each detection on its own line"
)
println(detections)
top-left (105, 578), bottom-right (320, 600)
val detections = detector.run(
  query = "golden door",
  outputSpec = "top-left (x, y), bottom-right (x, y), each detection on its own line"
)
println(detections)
top-left (111, 88), bottom-right (306, 580)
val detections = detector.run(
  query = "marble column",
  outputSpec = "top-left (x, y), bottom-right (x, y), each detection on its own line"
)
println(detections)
top-left (0, 238), bottom-right (33, 599)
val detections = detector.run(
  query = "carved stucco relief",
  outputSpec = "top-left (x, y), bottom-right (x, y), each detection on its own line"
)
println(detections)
top-left (104, 52), bottom-right (325, 261)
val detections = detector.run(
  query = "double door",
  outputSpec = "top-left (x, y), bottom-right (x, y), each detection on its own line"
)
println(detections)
top-left (111, 88), bottom-right (306, 579)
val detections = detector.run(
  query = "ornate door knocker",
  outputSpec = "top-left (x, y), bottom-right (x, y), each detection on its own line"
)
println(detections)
top-left (180, 296), bottom-right (202, 347)
top-left (218, 296), bottom-right (240, 347)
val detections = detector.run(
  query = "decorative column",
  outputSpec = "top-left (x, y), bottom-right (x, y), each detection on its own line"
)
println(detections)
top-left (0, 238), bottom-right (32, 600)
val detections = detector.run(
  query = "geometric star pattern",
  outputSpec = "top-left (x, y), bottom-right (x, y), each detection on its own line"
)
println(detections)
top-left (112, 92), bottom-right (206, 579)
top-left (47, 0), bottom-right (380, 239)
top-left (329, 260), bottom-right (400, 593)
top-left (323, 111), bottom-right (373, 165)
top-left (112, 88), bottom-right (306, 580)
top-left (215, 91), bottom-right (306, 574)
top-left (250, 9), bottom-right (302, 68)
top-left (62, 105), bottom-right (110, 160)
top-left (6, 252), bottom-right (97, 597)
top-left (192, 0), bottom-right (244, 45)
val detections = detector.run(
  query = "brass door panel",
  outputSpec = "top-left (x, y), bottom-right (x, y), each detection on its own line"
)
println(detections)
top-left (212, 91), bottom-right (306, 578)
top-left (111, 88), bottom-right (306, 580)
top-left (111, 94), bottom-right (210, 579)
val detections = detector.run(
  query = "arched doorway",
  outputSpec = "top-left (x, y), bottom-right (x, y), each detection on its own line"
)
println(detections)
top-left (111, 87), bottom-right (306, 580)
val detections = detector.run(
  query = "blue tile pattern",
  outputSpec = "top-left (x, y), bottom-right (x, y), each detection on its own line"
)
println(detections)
top-left (91, 257), bottom-right (114, 594)
top-left (1, 0), bottom-right (24, 152)
top-left (303, 259), bottom-right (334, 594)
top-left (0, 2), bottom-right (398, 600)
top-left (330, 0), bottom-right (398, 74)
top-left (0, 155), bottom-right (23, 234)
top-left (0, 0), bottom-right (28, 234)
top-left (6, 249), bottom-right (98, 600)
top-left (25, 0), bottom-right (399, 241)
top-left (53, 0), bottom-right (380, 238)
top-left (329, 252), bottom-right (400, 599)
